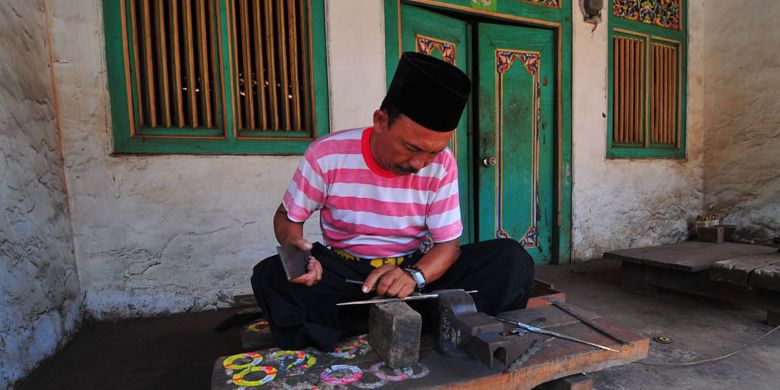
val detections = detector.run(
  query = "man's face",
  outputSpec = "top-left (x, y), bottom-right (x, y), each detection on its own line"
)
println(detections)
top-left (372, 110), bottom-right (454, 175)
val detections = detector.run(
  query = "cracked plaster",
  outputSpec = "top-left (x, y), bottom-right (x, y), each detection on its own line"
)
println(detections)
top-left (0, 1), bottom-right (82, 388)
top-left (701, 1), bottom-right (780, 242)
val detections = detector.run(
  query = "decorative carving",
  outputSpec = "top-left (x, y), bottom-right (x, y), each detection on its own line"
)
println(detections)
top-left (613, 0), bottom-right (681, 30)
top-left (416, 35), bottom-right (456, 65)
top-left (520, 0), bottom-right (560, 8)
top-left (494, 50), bottom-right (541, 249)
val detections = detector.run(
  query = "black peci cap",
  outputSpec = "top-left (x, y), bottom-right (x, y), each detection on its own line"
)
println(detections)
top-left (382, 52), bottom-right (471, 132)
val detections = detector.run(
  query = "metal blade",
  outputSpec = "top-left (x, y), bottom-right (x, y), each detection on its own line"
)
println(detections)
top-left (531, 327), bottom-right (619, 352)
top-left (336, 292), bottom-right (440, 306)
top-left (492, 316), bottom-right (618, 352)
top-left (336, 290), bottom-right (477, 306)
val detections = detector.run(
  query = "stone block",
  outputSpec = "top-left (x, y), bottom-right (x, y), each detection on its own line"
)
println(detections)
top-left (368, 301), bottom-right (421, 368)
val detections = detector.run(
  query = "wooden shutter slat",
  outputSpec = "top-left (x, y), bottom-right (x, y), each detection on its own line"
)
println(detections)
top-left (276, 0), bottom-right (291, 130)
top-left (197, 0), bottom-right (213, 128)
top-left (169, 0), bottom-right (185, 127)
top-left (130, 0), bottom-right (145, 127)
top-left (183, 0), bottom-right (198, 127)
top-left (252, 0), bottom-right (268, 129)
top-left (288, 0), bottom-right (301, 131)
top-left (264, 0), bottom-right (279, 130)
top-left (141, 0), bottom-right (157, 127)
top-left (239, 0), bottom-right (255, 129)
top-left (155, 0), bottom-right (172, 127)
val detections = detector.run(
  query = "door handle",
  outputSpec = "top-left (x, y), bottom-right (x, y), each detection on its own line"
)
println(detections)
top-left (481, 156), bottom-right (497, 167)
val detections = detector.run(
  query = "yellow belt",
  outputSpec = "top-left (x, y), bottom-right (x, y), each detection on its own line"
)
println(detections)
top-left (333, 249), bottom-right (418, 269)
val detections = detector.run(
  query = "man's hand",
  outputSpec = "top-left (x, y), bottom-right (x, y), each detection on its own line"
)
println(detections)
top-left (285, 238), bottom-right (322, 287)
top-left (363, 264), bottom-right (416, 298)
top-left (290, 257), bottom-right (323, 287)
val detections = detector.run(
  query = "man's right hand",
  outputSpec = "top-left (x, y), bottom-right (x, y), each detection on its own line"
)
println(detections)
top-left (287, 238), bottom-right (323, 287)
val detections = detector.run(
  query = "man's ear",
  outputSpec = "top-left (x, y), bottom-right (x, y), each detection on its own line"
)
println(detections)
top-left (372, 109), bottom-right (388, 133)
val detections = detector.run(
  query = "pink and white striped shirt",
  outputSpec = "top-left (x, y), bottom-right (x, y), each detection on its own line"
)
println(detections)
top-left (282, 127), bottom-right (462, 259)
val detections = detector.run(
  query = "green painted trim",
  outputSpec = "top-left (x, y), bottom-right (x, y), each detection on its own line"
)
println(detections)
top-left (104, 0), bottom-right (133, 153)
top-left (607, 0), bottom-right (687, 159)
top-left (558, 0), bottom-right (573, 264)
top-left (384, 0), bottom-right (573, 264)
top-left (104, 0), bottom-right (329, 155)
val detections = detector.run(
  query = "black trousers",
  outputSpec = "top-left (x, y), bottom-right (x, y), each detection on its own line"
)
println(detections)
top-left (250, 238), bottom-right (535, 351)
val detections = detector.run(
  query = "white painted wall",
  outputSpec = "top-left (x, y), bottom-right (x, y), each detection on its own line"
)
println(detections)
top-left (570, 1), bottom-right (705, 259)
top-left (0, 1), bottom-right (82, 387)
top-left (39, 0), bottom-right (721, 323)
top-left (48, 0), bottom-right (386, 319)
top-left (700, 0), bottom-right (780, 242)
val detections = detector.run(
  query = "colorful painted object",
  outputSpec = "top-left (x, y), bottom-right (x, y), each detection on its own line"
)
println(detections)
top-left (223, 352), bottom-right (263, 371)
top-left (329, 335), bottom-right (370, 359)
top-left (229, 365), bottom-right (277, 387)
top-left (613, 0), bottom-right (681, 30)
top-left (416, 35), bottom-right (456, 65)
top-left (246, 320), bottom-right (271, 334)
top-left (320, 364), bottom-right (363, 385)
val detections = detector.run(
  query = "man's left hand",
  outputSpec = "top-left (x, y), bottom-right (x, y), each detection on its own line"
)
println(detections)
top-left (362, 264), bottom-right (416, 298)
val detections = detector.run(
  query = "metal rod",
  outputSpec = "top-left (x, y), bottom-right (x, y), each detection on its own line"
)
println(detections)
top-left (547, 299), bottom-right (632, 344)
top-left (492, 316), bottom-right (619, 353)
top-left (337, 290), bottom-right (478, 306)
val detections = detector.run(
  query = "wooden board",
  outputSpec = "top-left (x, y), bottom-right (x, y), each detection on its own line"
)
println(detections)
top-left (710, 253), bottom-right (780, 287)
top-left (605, 242), bottom-right (777, 273)
top-left (212, 305), bottom-right (648, 390)
top-left (751, 263), bottom-right (780, 292)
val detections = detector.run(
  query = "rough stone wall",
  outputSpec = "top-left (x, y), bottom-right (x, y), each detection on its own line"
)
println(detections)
top-left (701, 1), bottom-right (780, 242)
top-left (569, 1), bottom-right (706, 260)
top-left (0, 1), bottom-right (82, 388)
top-left (49, 0), bottom-right (385, 319)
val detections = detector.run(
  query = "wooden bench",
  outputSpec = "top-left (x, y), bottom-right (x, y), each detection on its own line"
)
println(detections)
top-left (212, 304), bottom-right (648, 389)
top-left (605, 242), bottom-right (780, 325)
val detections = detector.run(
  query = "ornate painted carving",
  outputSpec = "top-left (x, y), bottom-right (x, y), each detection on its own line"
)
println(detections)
top-left (520, 0), bottom-right (560, 8)
top-left (416, 34), bottom-right (460, 158)
top-left (415, 35), bottom-right (456, 65)
top-left (613, 0), bottom-right (681, 30)
top-left (494, 50), bottom-right (541, 249)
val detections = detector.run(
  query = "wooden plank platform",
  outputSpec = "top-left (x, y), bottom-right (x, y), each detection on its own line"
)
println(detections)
top-left (604, 242), bottom-right (777, 273)
top-left (213, 305), bottom-right (648, 390)
top-left (611, 243), bottom-right (780, 325)
top-left (710, 253), bottom-right (780, 287)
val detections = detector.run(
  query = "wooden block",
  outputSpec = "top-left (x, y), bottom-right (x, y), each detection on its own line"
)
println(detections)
top-left (536, 373), bottom-right (593, 390)
top-left (710, 254), bottom-right (780, 286)
top-left (697, 226), bottom-right (725, 243)
top-left (750, 262), bottom-right (780, 292)
top-left (368, 301), bottom-right (421, 368)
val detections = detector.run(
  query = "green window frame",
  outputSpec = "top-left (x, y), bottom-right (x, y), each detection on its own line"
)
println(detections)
top-left (103, 0), bottom-right (329, 155)
top-left (607, 0), bottom-right (687, 158)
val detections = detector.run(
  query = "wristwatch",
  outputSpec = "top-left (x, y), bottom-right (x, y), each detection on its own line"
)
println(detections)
top-left (405, 265), bottom-right (427, 290)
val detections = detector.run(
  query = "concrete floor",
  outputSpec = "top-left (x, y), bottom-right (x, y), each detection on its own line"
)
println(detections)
top-left (17, 258), bottom-right (780, 390)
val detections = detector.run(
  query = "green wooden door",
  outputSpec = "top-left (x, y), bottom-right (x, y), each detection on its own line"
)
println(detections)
top-left (477, 23), bottom-right (555, 263)
top-left (396, 6), bottom-right (556, 263)
top-left (398, 4), bottom-right (474, 244)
